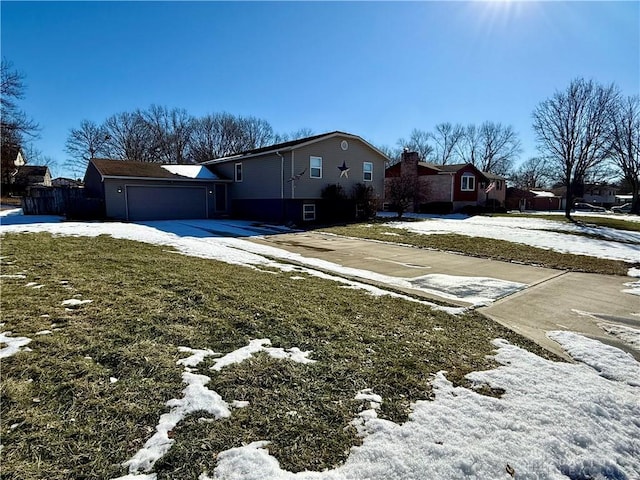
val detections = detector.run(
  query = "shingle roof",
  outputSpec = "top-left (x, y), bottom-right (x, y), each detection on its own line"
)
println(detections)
top-left (206, 131), bottom-right (388, 163)
top-left (13, 165), bottom-right (50, 183)
top-left (417, 162), bottom-right (505, 179)
top-left (90, 159), bottom-right (186, 179)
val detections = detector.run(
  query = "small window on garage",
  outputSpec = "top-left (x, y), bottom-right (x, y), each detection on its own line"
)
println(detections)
top-left (310, 156), bottom-right (322, 179)
top-left (303, 203), bottom-right (316, 221)
top-left (461, 173), bottom-right (475, 191)
top-left (235, 163), bottom-right (243, 182)
top-left (363, 162), bottom-right (373, 182)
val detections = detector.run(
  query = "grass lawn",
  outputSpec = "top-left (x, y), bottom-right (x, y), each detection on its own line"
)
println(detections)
top-left (0, 233), bottom-right (556, 480)
top-left (319, 222), bottom-right (633, 276)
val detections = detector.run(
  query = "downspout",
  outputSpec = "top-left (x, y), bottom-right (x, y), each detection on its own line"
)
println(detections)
top-left (276, 151), bottom-right (284, 199)
top-left (276, 151), bottom-right (285, 223)
top-left (450, 173), bottom-right (454, 203)
top-left (291, 150), bottom-right (296, 199)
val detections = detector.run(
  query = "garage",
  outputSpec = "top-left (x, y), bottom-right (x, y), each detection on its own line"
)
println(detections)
top-left (83, 159), bottom-right (231, 221)
top-left (126, 185), bottom-right (207, 221)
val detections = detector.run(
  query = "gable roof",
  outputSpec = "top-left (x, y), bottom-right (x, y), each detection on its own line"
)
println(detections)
top-left (89, 159), bottom-right (226, 181)
top-left (204, 131), bottom-right (389, 164)
top-left (388, 160), bottom-right (506, 180)
top-left (12, 165), bottom-right (51, 184)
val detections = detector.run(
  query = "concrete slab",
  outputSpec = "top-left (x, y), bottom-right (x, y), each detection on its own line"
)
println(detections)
top-left (480, 272), bottom-right (640, 361)
top-left (250, 231), bottom-right (640, 361)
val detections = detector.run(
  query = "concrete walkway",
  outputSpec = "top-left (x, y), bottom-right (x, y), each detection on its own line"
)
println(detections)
top-left (250, 231), bottom-right (640, 361)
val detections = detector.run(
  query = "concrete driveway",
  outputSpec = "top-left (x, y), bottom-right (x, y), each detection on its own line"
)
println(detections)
top-left (250, 231), bottom-right (640, 361)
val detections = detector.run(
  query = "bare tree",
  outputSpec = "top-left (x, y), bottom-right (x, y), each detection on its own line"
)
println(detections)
top-left (608, 95), bottom-right (640, 213)
top-left (532, 78), bottom-right (619, 218)
top-left (456, 124), bottom-right (481, 166)
top-left (142, 105), bottom-right (194, 164)
top-left (190, 112), bottom-right (245, 162)
top-left (64, 120), bottom-right (110, 175)
top-left (1, 59), bottom-right (39, 185)
top-left (377, 144), bottom-right (403, 167)
top-left (477, 122), bottom-right (521, 175)
top-left (104, 110), bottom-right (154, 162)
top-left (511, 157), bottom-right (553, 189)
top-left (397, 129), bottom-right (433, 161)
top-left (429, 122), bottom-right (464, 165)
top-left (237, 116), bottom-right (275, 150)
top-left (385, 152), bottom-right (429, 218)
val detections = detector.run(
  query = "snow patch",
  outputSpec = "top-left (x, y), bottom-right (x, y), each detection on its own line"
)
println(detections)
top-left (0, 331), bottom-right (32, 358)
top-left (598, 323), bottom-right (640, 351)
top-left (548, 330), bottom-right (640, 386)
top-left (622, 279), bottom-right (640, 296)
top-left (61, 298), bottom-right (93, 307)
top-left (207, 335), bottom-right (640, 480)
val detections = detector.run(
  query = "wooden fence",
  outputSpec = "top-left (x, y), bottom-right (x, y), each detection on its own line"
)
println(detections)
top-left (21, 187), bottom-right (104, 219)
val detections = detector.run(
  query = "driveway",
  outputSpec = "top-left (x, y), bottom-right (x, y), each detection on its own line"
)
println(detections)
top-left (249, 231), bottom-right (640, 361)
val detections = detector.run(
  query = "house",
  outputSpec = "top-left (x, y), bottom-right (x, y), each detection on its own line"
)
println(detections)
top-left (582, 184), bottom-right (618, 208)
top-left (52, 177), bottom-right (83, 188)
top-left (506, 187), bottom-right (561, 211)
top-left (385, 151), bottom-right (507, 213)
top-left (9, 165), bottom-right (52, 195)
top-left (203, 131), bottom-right (388, 223)
top-left (83, 159), bottom-right (231, 221)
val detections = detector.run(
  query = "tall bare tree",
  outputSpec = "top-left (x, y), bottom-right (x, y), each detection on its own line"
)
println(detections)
top-left (608, 95), bottom-right (640, 213)
top-left (142, 105), bottom-right (194, 164)
top-left (103, 110), bottom-right (154, 162)
top-left (429, 122), bottom-right (464, 165)
top-left (532, 78), bottom-right (619, 218)
top-left (511, 157), bottom-right (553, 189)
top-left (64, 120), bottom-right (111, 175)
top-left (457, 122), bottom-right (520, 175)
top-left (397, 129), bottom-right (433, 161)
top-left (477, 122), bottom-right (521, 175)
top-left (1, 59), bottom-right (39, 185)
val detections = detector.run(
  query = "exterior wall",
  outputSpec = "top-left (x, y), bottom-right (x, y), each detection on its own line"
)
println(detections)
top-left (287, 136), bottom-right (385, 201)
top-left (214, 135), bottom-right (387, 222)
top-left (224, 154), bottom-right (286, 200)
top-left (423, 174), bottom-right (454, 203)
top-left (83, 163), bottom-right (105, 198)
top-left (453, 165), bottom-right (480, 202)
top-left (103, 178), bottom-right (224, 220)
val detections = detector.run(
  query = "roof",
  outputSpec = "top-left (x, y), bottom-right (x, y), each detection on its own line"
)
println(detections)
top-left (204, 131), bottom-right (389, 164)
top-left (12, 165), bottom-right (50, 184)
top-left (418, 162), bottom-right (506, 180)
top-left (89, 159), bottom-right (224, 181)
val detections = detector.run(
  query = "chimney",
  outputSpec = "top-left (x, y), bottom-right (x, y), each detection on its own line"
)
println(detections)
top-left (400, 150), bottom-right (419, 178)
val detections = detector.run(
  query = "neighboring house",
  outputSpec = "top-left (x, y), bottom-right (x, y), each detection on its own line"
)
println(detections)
top-left (83, 159), bottom-right (231, 221)
top-left (52, 177), bottom-right (83, 188)
top-left (506, 187), bottom-right (561, 211)
top-left (9, 165), bottom-right (52, 195)
top-left (385, 151), bottom-right (507, 213)
top-left (203, 131), bottom-right (388, 223)
top-left (582, 184), bottom-right (618, 208)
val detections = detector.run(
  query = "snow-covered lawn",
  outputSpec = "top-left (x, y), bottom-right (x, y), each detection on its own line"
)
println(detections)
top-left (2, 210), bottom-right (640, 479)
top-left (381, 213), bottom-right (640, 264)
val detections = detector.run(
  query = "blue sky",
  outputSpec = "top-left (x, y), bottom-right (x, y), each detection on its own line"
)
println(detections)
top-left (2, 1), bottom-right (638, 178)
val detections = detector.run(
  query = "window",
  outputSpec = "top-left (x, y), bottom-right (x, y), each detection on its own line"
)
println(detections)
top-left (363, 162), bottom-right (373, 182)
top-left (496, 180), bottom-right (503, 191)
top-left (303, 203), bottom-right (316, 221)
top-left (310, 156), bottom-right (322, 178)
top-left (461, 173), bottom-right (475, 191)
top-left (234, 163), bottom-right (243, 182)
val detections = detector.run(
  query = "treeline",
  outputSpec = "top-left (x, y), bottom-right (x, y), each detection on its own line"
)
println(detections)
top-left (380, 121), bottom-right (522, 177)
top-left (64, 105), bottom-right (313, 175)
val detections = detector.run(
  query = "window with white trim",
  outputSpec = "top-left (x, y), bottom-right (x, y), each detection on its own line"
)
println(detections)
top-left (234, 163), bottom-right (243, 182)
top-left (461, 173), bottom-right (475, 191)
top-left (310, 156), bottom-right (322, 178)
top-left (363, 162), bottom-right (373, 182)
top-left (303, 203), bottom-right (316, 221)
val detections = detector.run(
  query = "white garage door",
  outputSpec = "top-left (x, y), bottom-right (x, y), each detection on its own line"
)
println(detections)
top-left (126, 185), bottom-right (207, 220)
